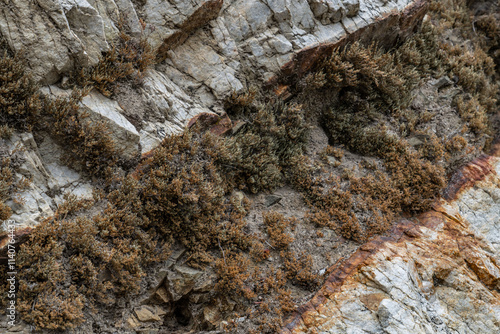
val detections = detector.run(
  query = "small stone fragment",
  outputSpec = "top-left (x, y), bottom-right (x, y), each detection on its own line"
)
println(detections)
top-left (134, 306), bottom-right (162, 322)
top-left (265, 195), bottom-right (282, 207)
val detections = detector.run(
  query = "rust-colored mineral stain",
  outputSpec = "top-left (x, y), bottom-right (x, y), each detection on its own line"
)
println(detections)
top-left (281, 150), bottom-right (500, 333)
top-left (281, 220), bottom-right (417, 332)
top-left (443, 154), bottom-right (496, 201)
top-left (274, 85), bottom-right (291, 100)
top-left (281, 143), bottom-right (500, 332)
top-left (281, 207), bottom-right (500, 332)
top-left (187, 112), bottom-right (233, 136)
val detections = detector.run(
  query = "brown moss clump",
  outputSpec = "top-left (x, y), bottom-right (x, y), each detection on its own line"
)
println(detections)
top-left (383, 149), bottom-right (446, 212)
top-left (280, 250), bottom-right (319, 288)
top-left (295, 2), bottom-right (497, 241)
top-left (40, 89), bottom-right (119, 177)
top-left (75, 18), bottom-right (156, 97)
top-left (455, 94), bottom-right (489, 135)
top-left (16, 178), bottom-right (169, 330)
top-left (0, 58), bottom-right (37, 230)
top-left (263, 211), bottom-right (295, 249)
top-left (0, 52), bottom-right (42, 132)
top-left (223, 101), bottom-right (310, 193)
top-left (138, 129), bottom-right (250, 265)
top-left (446, 135), bottom-right (468, 153)
top-left (215, 252), bottom-right (256, 299)
top-left (319, 145), bottom-right (343, 165)
top-left (0, 159), bottom-right (15, 220)
top-left (429, 0), bottom-right (498, 124)
top-left (0, 52), bottom-right (120, 178)
top-left (313, 41), bottom-right (419, 114)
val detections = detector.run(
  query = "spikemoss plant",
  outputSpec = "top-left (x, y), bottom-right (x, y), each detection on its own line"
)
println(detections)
top-left (15, 182), bottom-right (169, 330)
top-left (222, 100), bottom-right (310, 193)
top-left (75, 18), bottom-right (156, 97)
top-left (3, 0), bottom-right (498, 332)
top-left (0, 52), bottom-right (42, 133)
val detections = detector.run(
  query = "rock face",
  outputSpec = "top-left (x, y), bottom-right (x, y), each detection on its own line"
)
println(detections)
top-left (80, 90), bottom-right (141, 160)
top-left (0, 0), bottom-right (424, 102)
top-left (0, 0), bottom-right (499, 333)
top-left (1, 132), bottom-right (93, 229)
top-left (0, 0), bottom-right (427, 231)
top-left (0, 0), bottom-right (104, 84)
top-left (281, 149), bottom-right (500, 334)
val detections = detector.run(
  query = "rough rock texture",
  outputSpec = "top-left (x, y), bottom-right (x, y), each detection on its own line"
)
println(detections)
top-left (2, 133), bottom-right (93, 229)
top-left (0, 0), bottom-right (428, 230)
top-left (281, 148), bottom-right (500, 334)
top-left (0, 0), bottom-right (425, 130)
top-left (123, 247), bottom-right (217, 331)
top-left (80, 90), bottom-right (141, 160)
top-left (0, 0), bottom-right (141, 84)
top-left (0, 0), bottom-right (101, 84)
top-left (1, 0), bottom-right (500, 333)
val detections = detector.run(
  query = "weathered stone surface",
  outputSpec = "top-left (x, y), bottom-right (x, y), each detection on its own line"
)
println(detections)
top-left (1, 0), bottom-right (427, 158)
top-left (153, 0), bottom-right (224, 58)
top-left (3, 0), bottom-right (500, 333)
top-left (281, 152), bottom-right (500, 334)
top-left (2, 134), bottom-right (58, 227)
top-left (60, 0), bottom-right (109, 64)
top-left (140, 69), bottom-right (211, 134)
top-left (80, 90), bottom-right (140, 160)
top-left (134, 305), bottom-right (166, 322)
top-left (1, 0), bottom-right (424, 100)
top-left (0, 0), bottom-right (142, 84)
top-left (1, 132), bottom-right (97, 230)
top-left (166, 32), bottom-right (245, 99)
top-left (446, 159), bottom-right (500, 252)
top-left (0, 0), bottom-right (84, 84)
top-left (87, 0), bottom-right (120, 41)
top-left (164, 265), bottom-right (204, 302)
top-left (309, 0), bottom-right (359, 24)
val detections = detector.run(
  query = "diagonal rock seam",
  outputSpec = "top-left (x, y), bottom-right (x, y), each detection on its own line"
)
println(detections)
top-left (281, 147), bottom-right (500, 333)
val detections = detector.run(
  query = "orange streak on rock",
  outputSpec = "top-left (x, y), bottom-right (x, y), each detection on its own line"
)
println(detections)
top-left (443, 154), bottom-right (496, 201)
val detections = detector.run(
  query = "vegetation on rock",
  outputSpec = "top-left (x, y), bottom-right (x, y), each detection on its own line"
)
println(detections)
top-left (74, 18), bottom-right (156, 97)
top-left (0, 0), bottom-right (498, 332)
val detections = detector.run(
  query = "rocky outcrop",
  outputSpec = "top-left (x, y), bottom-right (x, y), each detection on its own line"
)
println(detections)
top-left (124, 248), bottom-right (218, 332)
top-left (1, 0), bottom-right (500, 333)
top-left (150, 0), bottom-right (225, 59)
top-left (281, 148), bottom-right (500, 334)
top-left (0, 0), bottom-right (104, 84)
top-left (0, 0), bottom-right (429, 231)
top-left (1, 0), bottom-right (425, 97)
